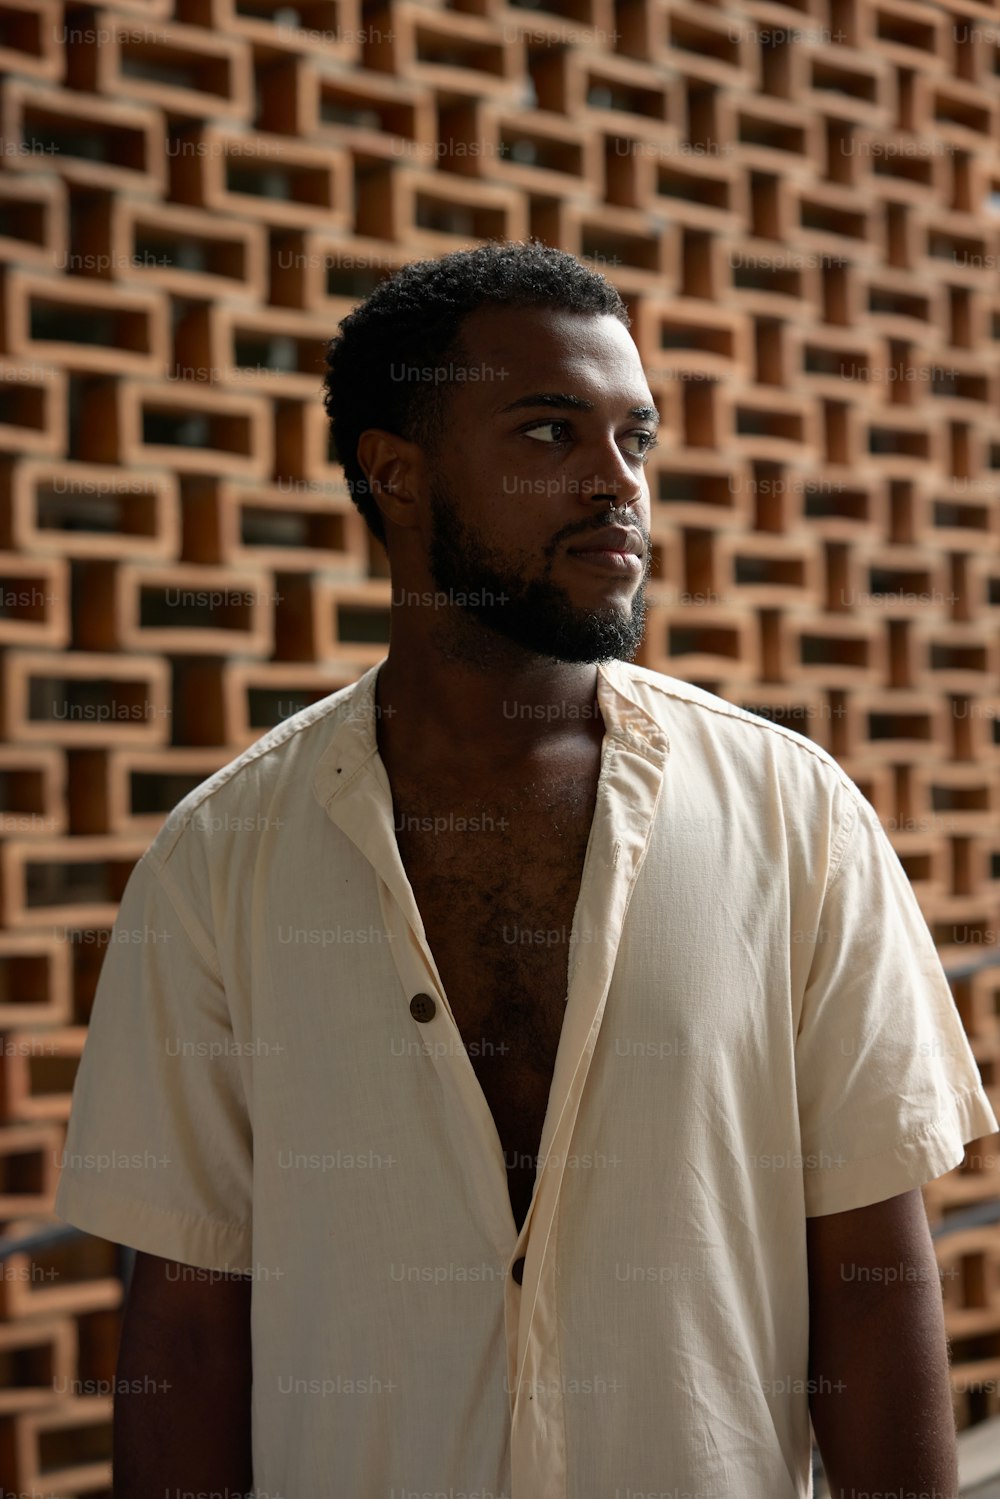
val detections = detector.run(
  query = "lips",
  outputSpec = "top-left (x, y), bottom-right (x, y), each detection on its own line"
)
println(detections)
top-left (567, 527), bottom-right (644, 558)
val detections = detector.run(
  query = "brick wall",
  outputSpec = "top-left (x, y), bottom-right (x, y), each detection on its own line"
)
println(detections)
top-left (1, 0), bottom-right (999, 1488)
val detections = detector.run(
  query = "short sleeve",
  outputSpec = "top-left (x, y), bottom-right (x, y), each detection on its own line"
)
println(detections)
top-left (53, 849), bottom-right (253, 1271)
top-left (795, 788), bottom-right (999, 1218)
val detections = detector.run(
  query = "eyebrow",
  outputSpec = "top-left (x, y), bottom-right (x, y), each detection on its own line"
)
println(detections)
top-left (496, 392), bottom-right (661, 427)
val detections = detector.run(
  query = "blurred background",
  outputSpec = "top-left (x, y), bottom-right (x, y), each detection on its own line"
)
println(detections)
top-left (1, 0), bottom-right (1000, 1492)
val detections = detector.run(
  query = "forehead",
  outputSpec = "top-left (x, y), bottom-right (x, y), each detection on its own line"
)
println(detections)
top-left (447, 304), bottom-right (652, 414)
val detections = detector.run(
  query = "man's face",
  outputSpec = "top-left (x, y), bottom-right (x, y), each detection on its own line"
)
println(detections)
top-left (409, 305), bottom-right (657, 665)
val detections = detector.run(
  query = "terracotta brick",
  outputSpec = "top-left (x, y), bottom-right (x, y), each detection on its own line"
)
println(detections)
top-left (65, 10), bottom-right (253, 122)
top-left (110, 198), bottom-right (267, 300)
top-left (112, 562), bottom-right (275, 656)
top-left (0, 359), bottom-right (65, 456)
top-left (288, 233), bottom-right (418, 318)
top-left (798, 43), bottom-right (891, 128)
top-left (0, 172), bottom-right (65, 268)
top-left (0, 933), bottom-right (70, 1026)
top-left (117, 378), bottom-right (273, 478)
top-left (844, 687), bottom-right (952, 759)
top-left (221, 658), bottom-right (360, 749)
top-left (363, 3), bottom-right (524, 100)
top-left (0, 834), bottom-right (146, 928)
top-left (643, 602), bottom-right (759, 681)
top-left (0, 551), bottom-right (67, 646)
top-left (313, 576), bottom-right (392, 665)
top-left (218, 479), bottom-right (368, 573)
top-left (541, 200), bottom-right (674, 300)
top-left (1, 79), bottom-right (166, 195)
top-left (0, 746), bottom-right (65, 838)
top-left (0, 0), bottom-right (62, 83)
top-left (0, 1216), bottom-right (119, 1317)
top-left (0, 1121), bottom-right (62, 1218)
top-left (355, 163), bottom-right (530, 249)
top-left (169, 123), bottom-right (352, 231)
top-left (658, 2), bottom-right (750, 88)
top-left (862, 0), bottom-right (949, 70)
top-left (10, 460), bottom-right (180, 560)
top-left (11, 1393), bottom-right (113, 1494)
top-left (499, 0), bottom-right (619, 56)
top-left (204, 301), bottom-right (328, 396)
top-left (914, 618), bottom-right (1000, 691)
top-left (284, 58), bottom-right (435, 150)
top-left (715, 531), bottom-right (825, 609)
top-left (3, 649), bottom-right (171, 746)
top-left (649, 449), bottom-right (751, 531)
top-left (215, 0), bottom-right (361, 63)
top-left (2, 269), bottom-right (169, 377)
top-left (638, 294), bottom-right (753, 382)
top-left (0, 1314), bottom-right (76, 1413)
top-left (4, 1024), bottom-right (86, 1121)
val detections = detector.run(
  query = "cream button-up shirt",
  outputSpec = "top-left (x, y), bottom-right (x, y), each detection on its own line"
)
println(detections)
top-left (55, 656), bottom-right (999, 1498)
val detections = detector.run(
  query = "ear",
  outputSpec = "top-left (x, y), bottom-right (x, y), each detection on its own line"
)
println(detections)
top-left (355, 428), bottom-right (425, 533)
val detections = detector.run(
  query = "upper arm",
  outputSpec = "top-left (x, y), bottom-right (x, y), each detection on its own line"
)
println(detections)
top-left (118, 1249), bottom-right (252, 1369)
top-left (805, 1187), bottom-right (940, 1303)
top-left (113, 1258), bottom-right (254, 1489)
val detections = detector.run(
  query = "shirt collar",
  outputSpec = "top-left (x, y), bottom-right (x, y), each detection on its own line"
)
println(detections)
top-left (311, 654), bottom-right (668, 813)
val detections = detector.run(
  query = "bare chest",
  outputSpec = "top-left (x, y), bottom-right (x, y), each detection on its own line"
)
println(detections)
top-left (387, 754), bottom-right (602, 1228)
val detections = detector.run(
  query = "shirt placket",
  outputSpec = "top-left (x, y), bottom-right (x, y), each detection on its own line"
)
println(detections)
top-left (506, 706), bottom-right (668, 1499)
top-left (321, 743), bottom-right (520, 1255)
top-left (374, 751), bottom-right (522, 1253)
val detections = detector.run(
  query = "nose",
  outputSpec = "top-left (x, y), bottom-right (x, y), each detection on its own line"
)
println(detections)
top-left (575, 437), bottom-right (647, 509)
top-left (577, 474), bottom-right (646, 521)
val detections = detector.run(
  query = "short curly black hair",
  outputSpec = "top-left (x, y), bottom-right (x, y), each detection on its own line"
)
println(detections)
top-left (321, 237), bottom-right (630, 548)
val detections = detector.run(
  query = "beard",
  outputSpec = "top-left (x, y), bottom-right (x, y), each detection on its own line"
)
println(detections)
top-left (424, 475), bottom-right (650, 666)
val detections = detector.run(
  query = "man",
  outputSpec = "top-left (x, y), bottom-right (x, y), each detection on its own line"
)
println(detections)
top-left (56, 240), bottom-right (998, 1498)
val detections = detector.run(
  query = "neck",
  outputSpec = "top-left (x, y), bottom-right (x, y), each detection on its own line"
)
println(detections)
top-left (374, 640), bottom-right (605, 771)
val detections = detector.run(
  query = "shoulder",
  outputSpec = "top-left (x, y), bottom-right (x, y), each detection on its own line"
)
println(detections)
top-left (611, 660), bottom-right (854, 777)
top-left (606, 660), bottom-right (871, 851)
top-left (141, 669), bottom-right (374, 876)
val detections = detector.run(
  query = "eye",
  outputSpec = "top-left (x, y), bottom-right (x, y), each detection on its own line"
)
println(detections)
top-left (625, 432), bottom-right (660, 461)
top-left (522, 422), bottom-right (661, 463)
top-left (522, 420), bottom-right (572, 443)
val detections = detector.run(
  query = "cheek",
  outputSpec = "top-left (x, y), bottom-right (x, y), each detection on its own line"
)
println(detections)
top-left (441, 459), bottom-right (560, 566)
top-left (480, 521), bottom-right (551, 584)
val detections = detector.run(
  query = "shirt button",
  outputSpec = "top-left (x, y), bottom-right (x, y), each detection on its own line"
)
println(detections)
top-left (511, 1256), bottom-right (525, 1284)
top-left (409, 992), bottom-right (436, 1023)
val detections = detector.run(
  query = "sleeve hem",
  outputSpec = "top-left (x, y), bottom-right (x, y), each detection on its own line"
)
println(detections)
top-left (53, 1175), bottom-right (253, 1274)
top-left (803, 1086), bottom-right (999, 1218)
